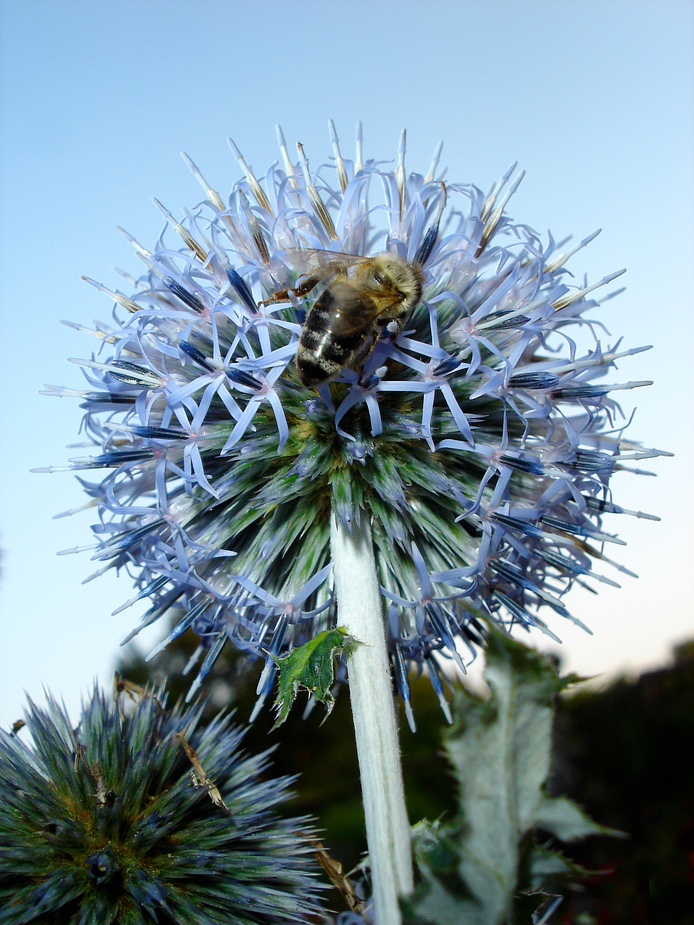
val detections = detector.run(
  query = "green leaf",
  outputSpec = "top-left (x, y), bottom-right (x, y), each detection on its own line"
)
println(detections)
top-left (272, 627), bottom-right (356, 727)
top-left (528, 841), bottom-right (588, 886)
top-left (533, 794), bottom-right (623, 842)
top-left (406, 625), bottom-right (613, 925)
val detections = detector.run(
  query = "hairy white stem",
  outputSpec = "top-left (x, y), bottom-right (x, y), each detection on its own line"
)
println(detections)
top-left (330, 513), bottom-right (413, 925)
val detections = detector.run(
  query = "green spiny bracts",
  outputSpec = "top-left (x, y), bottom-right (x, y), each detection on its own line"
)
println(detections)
top-left (0, 685), bottom-right (324, 924)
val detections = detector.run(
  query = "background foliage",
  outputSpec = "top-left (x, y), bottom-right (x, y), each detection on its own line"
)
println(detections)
top-left (118, 634), bottom-right (694, 922)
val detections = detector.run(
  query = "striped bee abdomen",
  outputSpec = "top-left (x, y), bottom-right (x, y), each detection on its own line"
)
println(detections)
top-left (296, 285), bottom-right (377, 387)
top-left (292, 253), bottom-right (424, 388)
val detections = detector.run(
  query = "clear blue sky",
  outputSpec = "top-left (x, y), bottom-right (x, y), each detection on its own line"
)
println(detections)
top-left (1, 0), bottom-right (692, 723)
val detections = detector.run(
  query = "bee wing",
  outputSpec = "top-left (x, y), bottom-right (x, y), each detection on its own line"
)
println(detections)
top-left (316, 280), bottom-right (381, 335)
top-left (281, 247), bottom-right (372, 278)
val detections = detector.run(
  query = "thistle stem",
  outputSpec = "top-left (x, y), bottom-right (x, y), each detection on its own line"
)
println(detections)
top-left (330, 513), bottom-right (413, 925)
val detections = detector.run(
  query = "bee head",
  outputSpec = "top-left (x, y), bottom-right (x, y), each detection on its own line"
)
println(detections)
top-left (370, 253), bottom-right (424, 307)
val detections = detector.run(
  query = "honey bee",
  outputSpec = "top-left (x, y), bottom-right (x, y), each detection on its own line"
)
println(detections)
top-left (294, 252), bottom-right (426, 387)
top-left (262, 200), bottom-right (443, 387)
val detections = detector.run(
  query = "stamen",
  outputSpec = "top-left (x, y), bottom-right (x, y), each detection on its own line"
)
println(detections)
top-left (414, 183), bottom-right (446, 266)
top-left (181, 152), bottom-right (226, 212)
top-left (56, 543), bottom-right (100, 555)
top-left (275, 124), bottom-right (298, 188)
top-left (68, 357), bottom-right (163, 388)
top-left (165, 278), bottom-right (206, 313)
top-left (116, 227), bottom-right (151, 259)
top-left (228, 138), bottom-right (272, 213)
top-left (52, 498), bottom-right (98, 519)
top-left (476, 170), bottom-right (525, 257)
top-left (355, 121), bottom-right (363, 173)
top-left (570, 539), bottom-right (639, 578)
top-left (396, 129), bottom-right (406, 222)
top-left (552, 380), bottom-right (652, 400)
top-left (552, 268), bottom-right (626, 310)
top-left (392, 644), bottom-right (415, 732)
top-left (152, 199), bottom-right (208, 263)
top-left (545, 229), bottom-right (602, 274)
top-left (583, 496), bottom-right (661, 521)
top-left (81, 276), bottom-right (141, 314)
top-left (113, 267), bottom-right (140, 288)
top-left (481, 161), bottom-right (518, 223)
top-left (550, 344), bottom-right (652, 376)
top-left (328, 119), bottom-right (348, 193)
top-left (425, 141), bottom-right (444, 183)
top-left (184, 633), bottom-right (227, 702)
top-left (296, 142), bottom-right (337, 240)
top-left (239, 189), bottom-right (271, 263)
top-left (425, 654), bottom-right (453, 724)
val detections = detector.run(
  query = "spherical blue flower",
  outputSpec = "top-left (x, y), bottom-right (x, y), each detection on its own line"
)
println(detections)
top-left (0, 685), bottom-right (324, 924)
top-left (42, 122), bottom-right (662, 719)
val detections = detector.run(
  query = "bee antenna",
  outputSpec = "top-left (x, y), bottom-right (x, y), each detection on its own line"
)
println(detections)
top-left (414, 182), bottom-right (446, 266)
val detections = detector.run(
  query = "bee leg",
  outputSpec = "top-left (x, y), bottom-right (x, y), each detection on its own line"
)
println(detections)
top-left (354, 317), bottom-right (405, 381)
top-left (259, 274), bottom-right (321, 306)
top-left (350, 334), bottom-right (379, 377)
top-left (380, 318), bottom-right (403, 336)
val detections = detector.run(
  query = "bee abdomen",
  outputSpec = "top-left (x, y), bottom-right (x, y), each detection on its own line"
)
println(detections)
top-left (297, 322), bottom-right (367, 387)
top-left (296, 351), bottom-right (337, 387)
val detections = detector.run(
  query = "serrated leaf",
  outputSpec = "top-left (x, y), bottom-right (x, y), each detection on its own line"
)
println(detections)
top-left (528, 842), bottom-right (588, 885)
top-left (435, 630), bottom-right (560, 924)
top-left (407, 626), bottom-right (613, 925)
top-left (272, 627), bottom-right (356, 727)
top-left (402, 875), bottom-right (473, 925)
top-left (534, 795), bottom-right (623, 842)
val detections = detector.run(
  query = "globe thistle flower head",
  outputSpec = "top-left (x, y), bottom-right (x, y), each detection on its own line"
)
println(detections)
top-left (41, 122), bottom-right (664, 721)
top-left (0, 684), bottom-right (323, 924)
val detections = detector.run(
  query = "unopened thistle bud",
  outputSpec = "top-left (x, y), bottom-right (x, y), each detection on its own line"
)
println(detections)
top-left (0, 686), bottom-right (323, 924)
